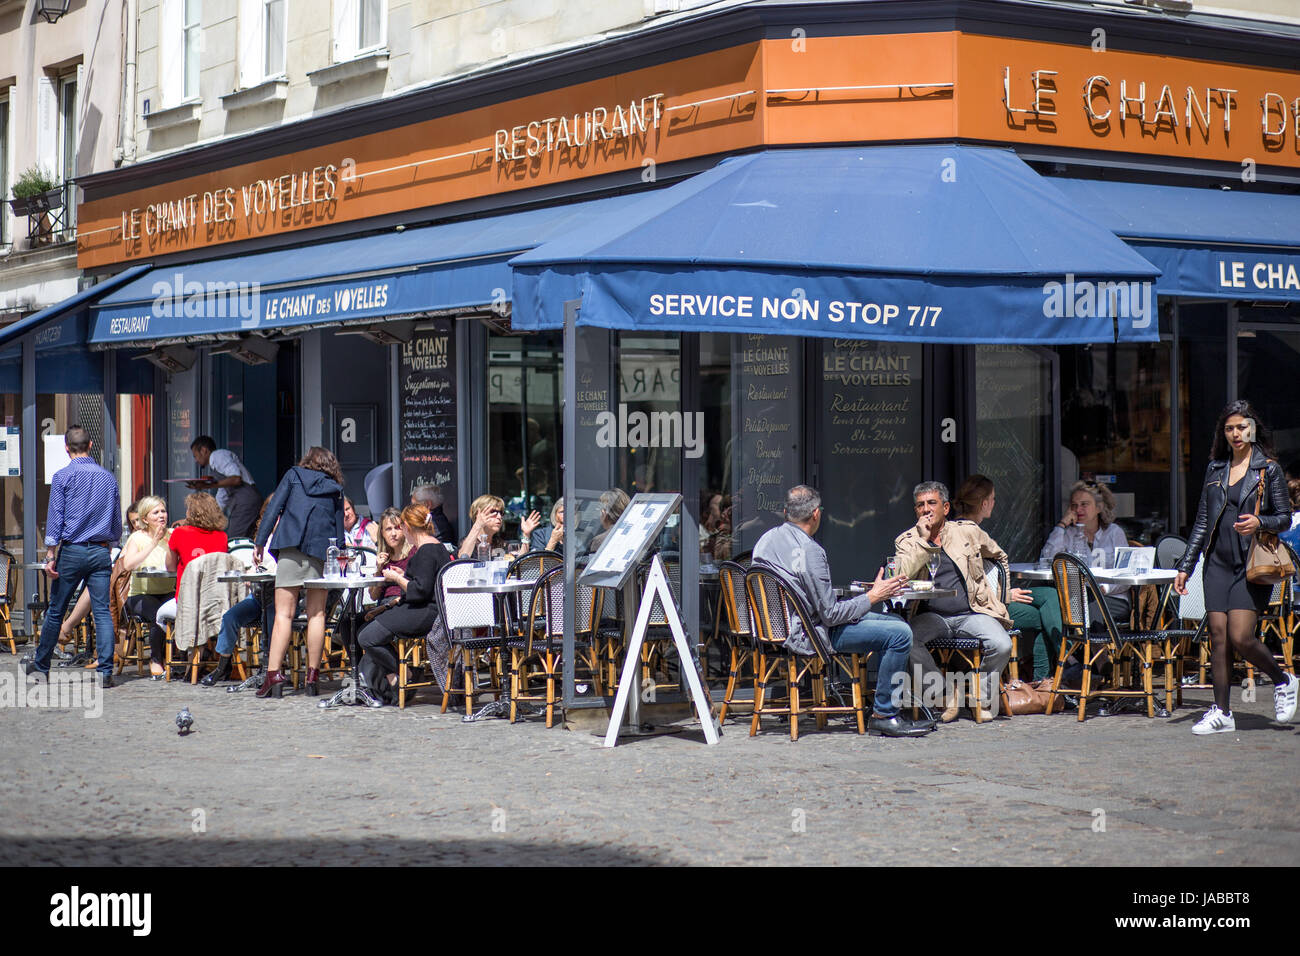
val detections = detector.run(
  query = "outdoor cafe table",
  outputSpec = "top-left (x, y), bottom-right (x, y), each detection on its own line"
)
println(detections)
top-left (217, 570), bottom-right (276, 692)
top-left (446, 578), bottom-right (537, 722)
top-left (305, 575), bottom-right (385, 709)
top-left (1008, 563), bottom-right (1177, 587)
top-left (838, 584), bottom-right (959, 603)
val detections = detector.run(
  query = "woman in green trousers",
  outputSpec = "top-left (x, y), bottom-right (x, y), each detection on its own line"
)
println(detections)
top-left (953, 475), bottom-right (1063, 681)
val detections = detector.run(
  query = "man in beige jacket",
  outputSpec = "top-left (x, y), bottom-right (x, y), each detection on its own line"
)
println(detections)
top-left (895, 481), bottom-right (1013, 721)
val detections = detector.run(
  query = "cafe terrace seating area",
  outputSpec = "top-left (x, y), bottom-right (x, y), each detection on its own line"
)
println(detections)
top-left (5, 533), bottom-right (1297, 739)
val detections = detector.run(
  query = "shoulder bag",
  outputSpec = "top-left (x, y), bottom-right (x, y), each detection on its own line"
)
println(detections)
top-left (1246, 464), bottom-right (1296, 586)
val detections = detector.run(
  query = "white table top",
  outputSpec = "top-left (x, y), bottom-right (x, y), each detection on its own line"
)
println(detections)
top-left (1009, 562), bottom-right (1176, 587)
top-left (218, 571), bottom-right (276, 583)
top-left (447, 579), bottom-right (536, 595)
top-left (304, 576), bottom-right (385, 589)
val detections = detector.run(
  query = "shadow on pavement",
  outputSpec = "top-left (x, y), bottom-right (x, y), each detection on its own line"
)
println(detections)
top-left (0, 837), bottom-right (673, 866)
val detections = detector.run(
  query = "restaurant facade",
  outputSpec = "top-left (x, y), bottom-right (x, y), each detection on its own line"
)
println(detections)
top-left (3, 0), bottom-right (1300, 669)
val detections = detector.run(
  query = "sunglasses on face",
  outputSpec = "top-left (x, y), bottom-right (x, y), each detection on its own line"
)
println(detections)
top-left (485, 509), bottom-right (503, 517)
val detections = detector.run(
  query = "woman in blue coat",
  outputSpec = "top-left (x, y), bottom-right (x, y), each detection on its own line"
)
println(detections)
top-left (253, 447), bottom-right (346, 698)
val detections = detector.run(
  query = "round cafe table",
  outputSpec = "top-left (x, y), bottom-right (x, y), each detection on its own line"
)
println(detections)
top-left (446, 578), bottom-right (537, 722)
top-left (216, 570), bottom-right (276, 692)
top-left (305, 575), bottom-right (385, 709)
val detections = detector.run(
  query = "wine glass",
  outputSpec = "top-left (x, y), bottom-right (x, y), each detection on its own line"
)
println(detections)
top-left (927, 551), bottom-right (941, 580)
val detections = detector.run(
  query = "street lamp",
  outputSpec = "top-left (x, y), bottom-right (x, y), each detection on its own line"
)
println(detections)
top-left (35, 0), bottom-right (72, 23)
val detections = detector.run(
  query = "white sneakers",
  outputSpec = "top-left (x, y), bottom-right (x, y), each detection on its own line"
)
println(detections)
top-left (1275, 674), bottom-right (1299, 723)
top-left (1192, 705), bottom-right (1236, 735)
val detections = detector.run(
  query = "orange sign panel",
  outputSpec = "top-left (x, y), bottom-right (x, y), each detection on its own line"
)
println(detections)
top-left (959, 34), bottom-right (1300, 169)
top-left (77, 31), bottom-right (1300, 269)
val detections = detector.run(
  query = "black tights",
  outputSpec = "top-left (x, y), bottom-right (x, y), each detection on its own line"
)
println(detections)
top-left (1207, 610), bottom-right (1286, 712)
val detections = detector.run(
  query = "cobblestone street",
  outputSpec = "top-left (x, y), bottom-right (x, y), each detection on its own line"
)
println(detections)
top-left (2, 656), bottom-right (1297, 867)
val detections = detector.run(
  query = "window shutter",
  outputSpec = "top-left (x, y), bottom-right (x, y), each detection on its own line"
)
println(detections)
top-left (36, 76), bottom-right (57, 179)
top-left (238, 0), bottom-right (263, 87)
top-left (159, 0), bottom-right (183, 106)
top-left (333, 0), bottom-right (357, 62)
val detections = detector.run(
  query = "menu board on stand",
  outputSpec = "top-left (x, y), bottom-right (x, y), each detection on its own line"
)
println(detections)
top-left (398, 321), bottom-right (458, 525)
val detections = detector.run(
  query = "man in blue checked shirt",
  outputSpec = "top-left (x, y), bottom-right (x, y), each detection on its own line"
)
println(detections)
top-left (26, 426), bottom-right (122, 685)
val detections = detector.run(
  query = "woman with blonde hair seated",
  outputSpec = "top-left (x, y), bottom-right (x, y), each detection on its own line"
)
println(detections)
top-left (458, 494), bottom-right (540, 560)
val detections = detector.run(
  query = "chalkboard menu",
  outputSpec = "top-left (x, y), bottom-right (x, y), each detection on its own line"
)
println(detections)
top-left (975, 345), bottom-right (1051, 562)
top-left (399, 323), bottom-right (458, 522)
top-left (732, 334), bottom-right (801, 555)
top-left (818, 340), bottom-right (922, 577)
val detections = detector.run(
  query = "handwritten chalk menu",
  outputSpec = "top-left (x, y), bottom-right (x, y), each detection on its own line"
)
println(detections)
top-left (975, 345), bottom-right (1050, 562)
top-left (732, 334), bottom-right (801, 555)
top-left (580, 493), bottom-right (681, 589)
top-left (399, 323), bottom-right (457, 519)
top-left (818, 340), bottom-right (922, 575)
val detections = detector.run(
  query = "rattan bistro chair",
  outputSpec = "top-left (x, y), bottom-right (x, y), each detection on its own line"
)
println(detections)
top-left (984, 558), bottom-right (1022, 683)
top-left (716, 561), bottom-right (754, 723)
top-left (0, 547), bottom-right (17, 654)
top-left (1047, 552), bottom-right (1162, 721)
top-left (436, 558), bottom-right (505, 715)
top-left (743, 567), bottom-right (866, 740)
top-left (508, 565), bottom-right (601, 726)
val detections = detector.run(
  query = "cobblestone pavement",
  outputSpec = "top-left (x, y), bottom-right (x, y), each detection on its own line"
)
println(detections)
top-left (2, 655), bottom-right (1297, 866)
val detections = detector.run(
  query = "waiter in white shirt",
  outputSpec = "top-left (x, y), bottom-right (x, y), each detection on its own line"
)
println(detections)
top-left (188, 435), bottom-right (260, 538)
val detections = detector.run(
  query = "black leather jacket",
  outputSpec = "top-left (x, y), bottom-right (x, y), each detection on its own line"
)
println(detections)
top-left (1177, 447), bottom-right (1290, 575)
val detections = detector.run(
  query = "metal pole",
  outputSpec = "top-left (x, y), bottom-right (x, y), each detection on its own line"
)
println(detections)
top-left (1169, 300), bottom-right (1181, 534)
top-left (561, 299), bottom-right (579, 709)
top-left (1226, 303), bottom-right (1239, 401)
top-left (22, 334), bottom-right (36, 637)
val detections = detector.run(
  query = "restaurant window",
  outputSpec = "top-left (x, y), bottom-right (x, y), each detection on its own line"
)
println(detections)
top-left (816, 340), bottom-right (923, 577)
top-left (1057, 339), bottom-right (1174, 544)
top-left (974, 345), bottom-right (1054, 562)
top-left (114, 349), bottom-right (159, 520)
top-left (487, 333), bottom-right (562, 540)
top-left (1175, 302), bottom-right (1226, 536)
top-left (1237, 314), bottom-right (1300, 479)
top-left (0, 348), bottom-right (21, 590)
top-left (712, 333), bottom-right (803, 561)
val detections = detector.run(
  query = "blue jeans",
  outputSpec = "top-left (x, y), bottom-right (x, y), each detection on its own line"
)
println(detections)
top-left (34, 543), bottom-right (115, 676)
top-left (217, 595), bottom-right (262, 656)
top-left (829, 611), bottom-right (913, 718)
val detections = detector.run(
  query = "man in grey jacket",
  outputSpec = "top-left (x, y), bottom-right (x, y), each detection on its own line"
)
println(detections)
top-left (752, 485), bottom-right (933, 737)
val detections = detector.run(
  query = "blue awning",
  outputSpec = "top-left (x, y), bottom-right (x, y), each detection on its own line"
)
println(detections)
top-left (1049, 178), bottom-right (1300, 301)
top-left (0, 265), bottom-right (152, 350)
top-left (89, 194), bottom-right (645, 345)
top-left (510, 146), bottom-right (1162, 344)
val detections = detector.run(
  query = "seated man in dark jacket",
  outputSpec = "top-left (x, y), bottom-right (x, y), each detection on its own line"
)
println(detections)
top-left (751, 484), bottom-right (932, 738)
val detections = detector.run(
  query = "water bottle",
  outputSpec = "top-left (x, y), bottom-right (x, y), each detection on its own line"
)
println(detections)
top-left (476, 532), bottom-right (490, 563)
top-left (1071, 522), bottom-right (1089, 563)
top-left (324, 538), bottom-right (340, 579)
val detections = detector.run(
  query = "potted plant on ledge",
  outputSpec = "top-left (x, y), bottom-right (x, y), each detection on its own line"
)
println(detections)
top-left (8, 166), bottom-right (64, 243)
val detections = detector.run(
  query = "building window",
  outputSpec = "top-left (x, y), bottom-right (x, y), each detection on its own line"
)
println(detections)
top-left (0, 94), bottom-right (9, 245)
top-left (160, 0), bottom-right (202, 106)
top-left (184, 0), bottom-right (202, 100)
top-left (358, 0), bottom-right (382, 51)
top-left (333, 0), bottom-right (385, 61)
top-left (57, 69), bottom-right (79, 237)
top-left (264, 0), bottom-right (286, 77)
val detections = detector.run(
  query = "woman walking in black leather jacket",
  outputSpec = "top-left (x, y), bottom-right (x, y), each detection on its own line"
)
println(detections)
top-left (1175, 400), bottom-right (1298, 734)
